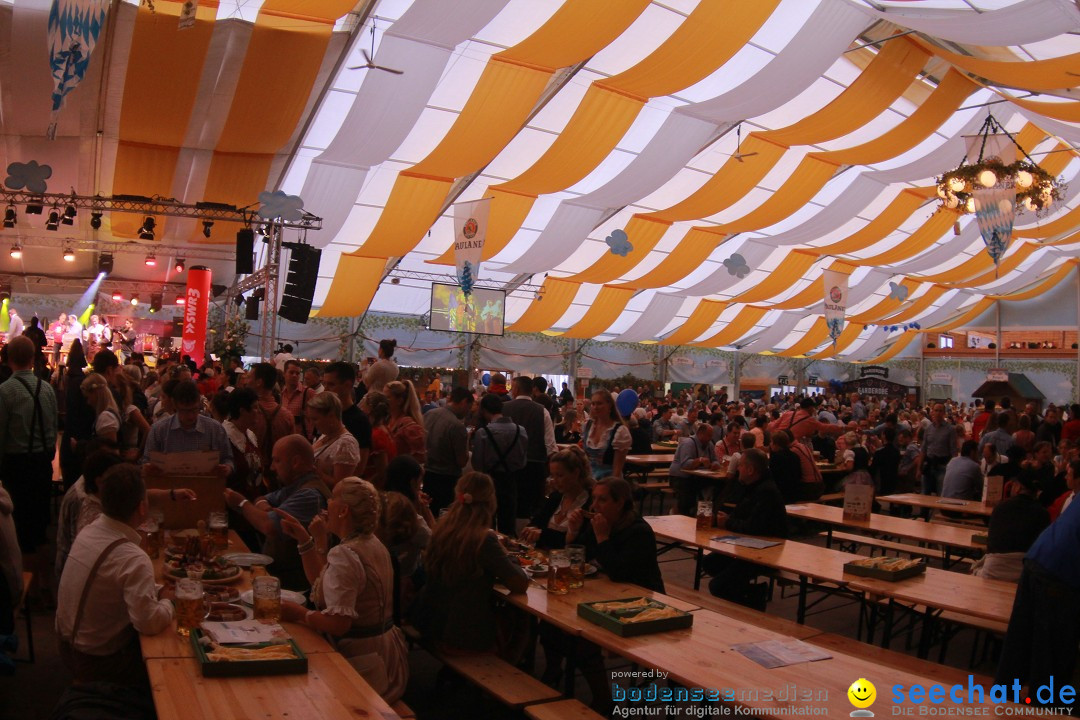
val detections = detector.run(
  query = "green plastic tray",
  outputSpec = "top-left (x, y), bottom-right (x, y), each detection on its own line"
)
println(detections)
top-left (577, 597), bottom-right (693, 637)
top-left (190, 627), bottom-right (308, 677)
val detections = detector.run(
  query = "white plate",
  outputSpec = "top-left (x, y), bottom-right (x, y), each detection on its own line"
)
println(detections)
top-left (525, 564), bottom-right (549, 575)
top-left (584, 563), bottom-right (598, 576)
top-left (221, 553), bottom-right (274, 567)
top-left (240, 589), bottom-right (307, 606)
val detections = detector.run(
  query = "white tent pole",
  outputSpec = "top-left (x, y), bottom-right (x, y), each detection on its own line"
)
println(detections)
top-left (995, 300), bottom-right (1001, 366)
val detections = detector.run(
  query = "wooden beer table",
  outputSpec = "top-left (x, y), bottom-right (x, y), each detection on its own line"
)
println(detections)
top-left (626, 454), bottom-right (675, 467)
top-left (785, 503), bottom-right (985, 566)
top-left (142, 530), bottom-right (398, 719)
top-left (879, 493), bottom-right (994, 517)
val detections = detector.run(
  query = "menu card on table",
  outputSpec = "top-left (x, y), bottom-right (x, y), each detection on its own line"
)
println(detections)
top-left (732, 639), bottom-right (832, 669)
top-left (201, 620), bottom-right (289, 645)
top-left (711, 536), bottom-right (781, 549)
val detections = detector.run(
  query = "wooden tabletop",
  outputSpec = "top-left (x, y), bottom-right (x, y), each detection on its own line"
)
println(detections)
top-left (626, 454), bottom-right (675, 466)
top-left (879, 493), bottom-right (995, 516)
top-left (499, 576), bottom-right (700, 638)
top-left (147, 652), bottom-right (400, 720)
top-left (684, 468), bottom-right (728, 480)
top-left (786, 504), bottom-right (985, 551)
top-left (645, 514), bottom-right (1015, 624)
top-left (651, 443), bottom-right (677, 453)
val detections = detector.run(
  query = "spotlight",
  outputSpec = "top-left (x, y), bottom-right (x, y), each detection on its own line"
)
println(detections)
top-left (175, 294), bottom-right (185, 305)
top-left (3, 206), bottom-right (16, 229)
top-left (90, 212), bottom-right (102, 230)
top-left (145, 253), bottom-right (156, 267)
top-left (112, 290), bottom-right (123, 301)
top-left (61, 203), bottom-right (77, 225)
top-left (24, 199), bottom-right (42, 215)
top-left (9, 243), bottom-right (22, 259)
top-left (174, 258), bottom-right (185, 273)
top-left (130, 294), bottom-right (139, 306)
top-left (202, 220), bottom-right (213, 238)
top-left (45, 206), bottom-right (60, 231)
top-left (98, 253), bottom-right (114, 274)
top-left (63, 247), bottom-right (75, 262)
top-left (138, 216), bottom-right (155, 240)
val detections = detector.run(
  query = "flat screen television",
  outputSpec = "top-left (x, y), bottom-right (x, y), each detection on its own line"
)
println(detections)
top-left (429, 283), bottom-right (505, 336)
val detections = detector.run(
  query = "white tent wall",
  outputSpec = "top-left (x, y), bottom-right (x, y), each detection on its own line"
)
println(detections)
top-left (579, 340), bottom-right (658, 381)
top-left (963, 274), bottom-right (1080, 331)
top-left (665, 348), bottom-right (730, 385)
top-left (474, 333), bottom-right (567, 376)
top-left (921, 359), bottom-right (1078, 406)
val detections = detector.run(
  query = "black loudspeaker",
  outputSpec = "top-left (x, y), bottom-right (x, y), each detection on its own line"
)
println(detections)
top-left (245, 297), bottom-right (260, 321)
top-left (235, 228), bottom-right (255, 275)
top-left (278, 245), bottom-right (321, 324)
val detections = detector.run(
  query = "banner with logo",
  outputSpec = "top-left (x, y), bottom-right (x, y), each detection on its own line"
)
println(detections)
top-left (178, 0), bottom-right (199, 29)
top-left (453, 198), bottom-right (491, 296)
top-left (966, 134), bottom-right (1017, 272)
top-left (47, 0), bottom-right (110, 138)
top-left (181, 266), bottom-right (212, 366)
top-left (823, 269), bottom-right (848, 346)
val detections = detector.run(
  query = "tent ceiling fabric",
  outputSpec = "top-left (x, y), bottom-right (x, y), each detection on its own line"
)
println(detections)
top-left (2, 0), bottom-right (1080, 364)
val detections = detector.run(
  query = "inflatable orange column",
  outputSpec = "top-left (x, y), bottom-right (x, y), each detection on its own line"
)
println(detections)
top-left (181, 266), bottom-right (212, 366)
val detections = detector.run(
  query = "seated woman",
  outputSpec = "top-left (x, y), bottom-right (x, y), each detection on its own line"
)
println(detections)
top-left (973, 474), bottom-right (1050, 582)
top-left (412, 472), bottom-right (528, 658)
top-left (1048, 459), bottom-right (1080, 521)
top-left (383, 455), bottom-right (435, 564)
top-left (278, 478), bottom-right (409, 703)
top-left (520, 446), bottom-right (593, 550)
top-left (566, 477), bottom-right (663, 593)
top-left (307, 392), bottom-right (362, 487)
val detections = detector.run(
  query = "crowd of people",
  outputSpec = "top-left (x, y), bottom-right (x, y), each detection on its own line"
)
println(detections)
top-left (1, 330), bottom-right (1079, 712)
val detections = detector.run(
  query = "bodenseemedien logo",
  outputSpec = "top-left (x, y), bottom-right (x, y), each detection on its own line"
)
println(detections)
top-left (848, 678), bottom-right (877, 717)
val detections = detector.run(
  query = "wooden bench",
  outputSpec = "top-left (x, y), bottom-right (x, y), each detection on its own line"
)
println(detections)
top-left (438, 653), bottom-right (562, 709)
top-left (816, 492), bottom-right (844, 504)
top-left (636, 480), bottom-right (670, 515)
top-left (526, 698), bottom-right (605, 720)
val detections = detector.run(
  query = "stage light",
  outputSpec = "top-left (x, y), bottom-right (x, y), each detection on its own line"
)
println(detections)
top-left (130, 294), bottom-right (139, 306)
top-left (174, 258), bottom-right (185, 273)
top-left (9, 244), bottom-right (21, 259)
top-left (3, 206), bottom-right (16, 229)
top-left (202, 220), bottom-right (213, 238)
top-left (90, 212), bottom-right (102, 230)
top-left (112, 291), bottom-right (123, 301)
top-left (61, 203), bottom-right (77, 225)
top-left (139, 216), bottom-right (155, 240)
top-left (45, 206), bottom-right (60, 231)
top-left (175, 295), bottom-right (185, 305)
top-left (63, 247), bottom-right (75, 262)
top-left (98, 253), bottom-right (114, 274)
top-left (145, 253), bottom-right (156, 267)
top-left (24, 200), bottom-right (42, 215)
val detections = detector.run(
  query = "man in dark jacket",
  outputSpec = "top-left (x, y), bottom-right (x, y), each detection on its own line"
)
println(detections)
top-left (702, 448), bottom-right (786, 609)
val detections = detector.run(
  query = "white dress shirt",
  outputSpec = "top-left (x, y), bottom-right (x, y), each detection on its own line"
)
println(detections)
top-left (512, 393), bottom-right (558, 456)
top-left (56, 515), bottom-right (173, 655)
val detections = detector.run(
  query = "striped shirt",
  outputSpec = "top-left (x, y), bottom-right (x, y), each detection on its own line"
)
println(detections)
top-left (0, 370), bottom-right (58, 456)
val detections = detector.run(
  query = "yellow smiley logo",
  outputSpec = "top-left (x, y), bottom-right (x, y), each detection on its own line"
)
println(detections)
top-left (848, 678), bottom-right (876, 709)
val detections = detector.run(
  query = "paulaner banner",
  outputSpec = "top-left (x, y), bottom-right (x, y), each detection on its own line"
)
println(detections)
top-left (453, 197), bottom-right (491, 296)
top-left (966, 134), bottom-right (1016, 273)
top-left (823, 269), bottom-right (848, 346)
top-left (181, 266), bottom-right (212, 366)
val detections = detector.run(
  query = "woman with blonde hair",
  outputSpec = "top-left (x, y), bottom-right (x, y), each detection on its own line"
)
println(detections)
top-left (413, 472), bottom-right (528, 655)
top-left (385, 380), bottom-right (426, 464)
top-left (306, 391), bottom-right (362, 486)
top-left (519, 445), bottom-right (593, 550)
top-left (583, 390), bottom-right (630, 480)
top-left (81, 373), bottom-right (122, 449)
top-left (278, 477), bottom-right (408, 703)
top-left (359, 391), bottom-right (397, 488)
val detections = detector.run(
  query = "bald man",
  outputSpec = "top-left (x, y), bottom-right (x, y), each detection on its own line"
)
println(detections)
top-left (224, 435), bottom-right (330, 590)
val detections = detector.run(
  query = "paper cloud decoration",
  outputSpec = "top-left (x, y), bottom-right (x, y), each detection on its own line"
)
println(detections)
top-left (887, 282), bottom-right (909, 301)
top-left (723, 253), bottom-right (751, 278)
top-left (605, 229), bottom-right (632, 257)
top-left (257, 190), bottom-right (305, 222)
top-left (5, 161), bottom-right (52, 194)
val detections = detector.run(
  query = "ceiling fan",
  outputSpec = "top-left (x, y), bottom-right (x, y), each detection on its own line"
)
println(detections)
top-left (728, 124), bottom-right (759, 163)
top-left (348, 21), bottom-right (404, 75)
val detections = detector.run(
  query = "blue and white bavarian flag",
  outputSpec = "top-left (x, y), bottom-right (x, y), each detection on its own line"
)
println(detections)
top-left (47, 0), bottom-right (110, 138)
top-left (967, 135), bottom-right (1017, 276)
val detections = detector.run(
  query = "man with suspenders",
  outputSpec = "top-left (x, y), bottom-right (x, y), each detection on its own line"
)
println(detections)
top-left (471, 394), bottom-right (528, 534)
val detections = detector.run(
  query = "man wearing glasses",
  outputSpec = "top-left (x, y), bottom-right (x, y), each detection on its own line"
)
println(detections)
top-left (139, 379), bottom-right (232, 481)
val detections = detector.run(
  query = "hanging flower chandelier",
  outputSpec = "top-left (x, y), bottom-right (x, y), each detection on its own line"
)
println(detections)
top-left (935, 114), bottom-right (1062, 216)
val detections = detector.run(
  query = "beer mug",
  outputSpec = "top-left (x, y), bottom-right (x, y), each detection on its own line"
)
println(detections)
top-left (208, 511), bottom-right (229, 551)
top-left (547, 550), bottom-right (570, 595)
top-left (138, 518), bottom-right (160, 559)
top-left (696, 500), bottom-right (714, 530)
top-left (565, 544), bottom-right (585, 590)
top-left (252, 576), bottom-right (282, 624)
top-left (175, 579), bottom-right (207, 636)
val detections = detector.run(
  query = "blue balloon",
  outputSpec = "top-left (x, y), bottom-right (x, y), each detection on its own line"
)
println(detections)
top-left (481, 372), bottom-right (491, 387)
top-left (615, 388), bottom-right (639, 418)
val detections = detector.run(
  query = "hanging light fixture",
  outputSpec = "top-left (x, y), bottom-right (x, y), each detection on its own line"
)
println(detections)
top-left (936, 114), bottom-right (1063, 274)
top-left (112, 290), bottom-right (123, 301)
top-left (63, 246), bottom-right (75, 262)
top-left (9, 243), bottom-right (22, 259)
top-left (45, 205), bottom-right (60, 231)
top-left (130, 294), bottom-right (139, 306)
top-left (138, 216), bottom-right (156, 240)
top-left (61, 202), bottom-right (77, 225)
top-left (145, 253), bottom-right (156, 267)
top-left (3, 205), bottom-right (16, 229)
top-left (174, 258), bottom-right (186, 273)
top-left (175, 294), bottom-right (185, 305)
top-left (89, 211), bottom-right (102, 230)
top-left (936, 114), bottom-right (1062, 217)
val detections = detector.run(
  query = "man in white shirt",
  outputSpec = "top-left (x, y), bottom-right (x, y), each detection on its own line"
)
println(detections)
top-left (6, 307), bottom-right (23, 341)
top-left (56, 463), bottom-right (174, 685)
top-left (272, 343), bottom-right (295, 371)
